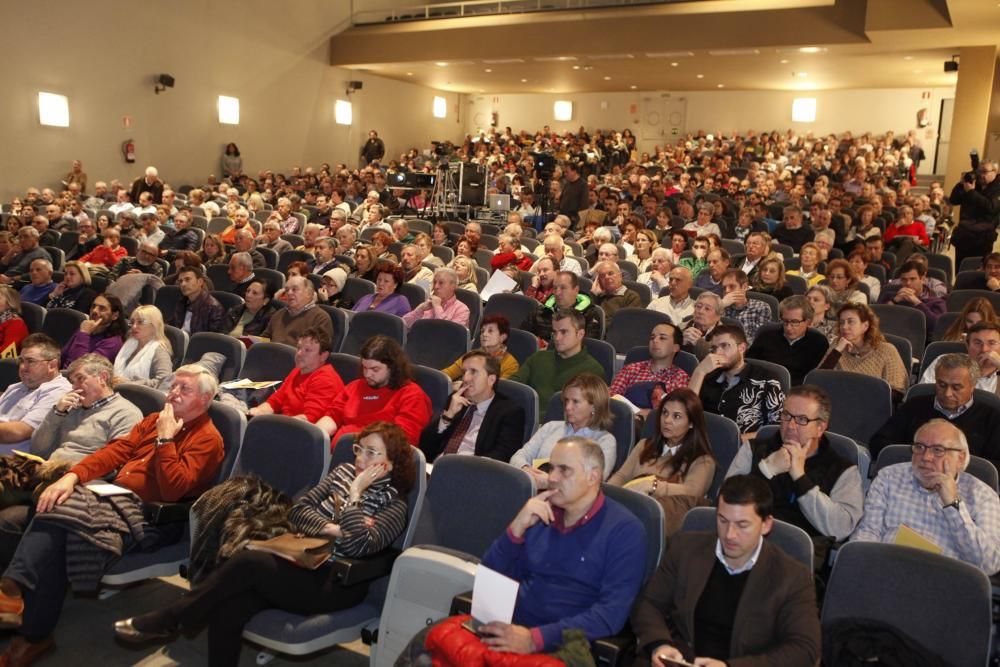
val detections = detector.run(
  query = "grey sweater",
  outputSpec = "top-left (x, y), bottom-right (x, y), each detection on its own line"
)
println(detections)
top-left (30, 393), bottom-right (143, 464)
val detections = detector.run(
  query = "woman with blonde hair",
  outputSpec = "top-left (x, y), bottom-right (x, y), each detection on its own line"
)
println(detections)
top-left (787, 242), bottom-right (825, 287)
top-left (751, 255), bottom-right (794, 301)
top-left (113, 305), bottom-right (173, 389)
top-left (509, 373), bottom-right (617, 485)
top-left (940, 297), bottom-right (999, 342)
top-left (45, 261), bottom-right (96, 314)
top-left (0, 286), bottom-right (28, 356)
top-left (449, 255), bottom-right (478, 292)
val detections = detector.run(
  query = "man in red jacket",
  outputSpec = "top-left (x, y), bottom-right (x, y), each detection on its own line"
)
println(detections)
top-left (317, 335), bottom-right (432, 446)
top-left (248, 327), bottom-right (344, 424)
top-left (0, 364), bottom-right (223, 665)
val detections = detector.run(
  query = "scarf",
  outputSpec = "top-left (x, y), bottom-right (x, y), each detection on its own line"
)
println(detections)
top-left (114, 338), bottom-right (163, 382)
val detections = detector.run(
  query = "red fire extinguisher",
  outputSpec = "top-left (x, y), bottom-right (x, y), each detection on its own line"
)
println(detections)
top-left (122, 139), bottom-right (136, 164)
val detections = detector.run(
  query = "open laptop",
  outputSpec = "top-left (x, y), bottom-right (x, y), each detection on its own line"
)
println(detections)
top-left (488, 194), bottom-right (510, 212)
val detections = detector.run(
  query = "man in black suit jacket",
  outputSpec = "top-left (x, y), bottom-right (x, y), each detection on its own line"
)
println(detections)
top-left (630, 475), bottom-right (820, 667)
top-left (421, 350), bottom-right (525, 462)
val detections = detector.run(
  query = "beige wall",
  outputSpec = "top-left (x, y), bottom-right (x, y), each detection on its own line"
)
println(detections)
top-left (0, 1), bottom-right (463, 199)
top-left (466, 87), bottom-right (956, 175)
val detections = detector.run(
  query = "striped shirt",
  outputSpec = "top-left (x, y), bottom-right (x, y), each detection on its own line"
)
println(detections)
top-left (288, 463), bottom-right (408, 558)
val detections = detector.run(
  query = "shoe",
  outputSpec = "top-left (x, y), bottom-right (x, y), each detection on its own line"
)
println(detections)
top-left (0, 635), bottom-right (55, 667)
top-left (0, 589), bottom-right (23, 630)
top-left (113, 618), bottom-right (174, 645)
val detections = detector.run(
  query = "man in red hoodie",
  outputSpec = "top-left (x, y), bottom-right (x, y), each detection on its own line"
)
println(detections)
top-left (317, 335), bottom-right (432, 446)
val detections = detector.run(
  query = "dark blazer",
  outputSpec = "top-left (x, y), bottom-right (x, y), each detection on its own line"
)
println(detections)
top-left (421, 391), bottom-right (525, 463)
top-left (630, 531), bottom-right (820, 667)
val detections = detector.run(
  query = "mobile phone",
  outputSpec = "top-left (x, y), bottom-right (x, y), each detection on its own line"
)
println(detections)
top-left (461, 619), bottom-right (486, 637)
top-left (658, 655), bottom-right (697, 667)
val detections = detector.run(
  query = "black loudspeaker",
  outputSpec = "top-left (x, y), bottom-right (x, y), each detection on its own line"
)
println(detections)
top-left (348, 80), bottom-right (363, 91)
top-left (458, 163), bottom-right (486, 206)
top-left (158, 74), bottom-right (175, 88)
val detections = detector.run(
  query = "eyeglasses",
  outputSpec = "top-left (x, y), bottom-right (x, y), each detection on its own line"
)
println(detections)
top-left (911, 443), bottom-right (963, 458)
top-left (779, 410), bottom-right (822, 426)
top-left (352, 443), bottom-right (385, 459)
top-left (781, 319), bottom-right (807, 326)
top-left (128, 318), bottom-right (149, 326)
top-left (18, 356), bottom-right (50, 366)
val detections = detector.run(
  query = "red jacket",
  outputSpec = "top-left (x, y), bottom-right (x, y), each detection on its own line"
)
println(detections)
top-left (883, 220), bottom-right (929, 247)
top-left (79, 243), bottom-right (128, 268)
top-left (70, 411), bottom-right (223, 502)
top-left (325, 379), bottom-right (432, 446)
top-left (491, 251), bottom-right (535, 272)
top-left (266, 364), bottom-right (344, 423)
top-left (425, 615), bottom-right (564, 667)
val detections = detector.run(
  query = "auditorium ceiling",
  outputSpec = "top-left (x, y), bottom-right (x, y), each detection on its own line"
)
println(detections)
top-left (329, 0), bottom-right (999, 92)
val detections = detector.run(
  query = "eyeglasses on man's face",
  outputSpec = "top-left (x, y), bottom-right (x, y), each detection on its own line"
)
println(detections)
top-left (779, 410), bottom-right (821, 426)
top-left (911, 443), bottom-right (963, 459)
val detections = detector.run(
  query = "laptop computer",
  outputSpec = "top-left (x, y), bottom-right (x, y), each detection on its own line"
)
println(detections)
top-left (488, 194), bottom-right (511, 212)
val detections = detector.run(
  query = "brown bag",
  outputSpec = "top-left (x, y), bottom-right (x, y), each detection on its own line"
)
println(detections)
top-left (245, 534), bottom-right (331, 569)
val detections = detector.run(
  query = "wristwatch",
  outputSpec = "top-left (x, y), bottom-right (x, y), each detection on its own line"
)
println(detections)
top-left (155, 437), bottom-right (174, 447)
top-left (944, 497), bottom-right (961, 511)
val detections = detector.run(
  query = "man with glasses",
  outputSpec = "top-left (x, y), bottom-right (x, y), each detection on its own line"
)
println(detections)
top-left (871, 353), bottom-right (1000, 468)
top-left (110, 242), bottom-right (165, 279)
top-left (949, 159), bottom-right (1000, 268)
top-left (0, 334), bottom-right (71, 452)
top-left (726, 384), bottom-right (863, 565)
top-left (852, 419), bottom-right (1000, 574)
top-left (747, 296), bottom-right (829, 386)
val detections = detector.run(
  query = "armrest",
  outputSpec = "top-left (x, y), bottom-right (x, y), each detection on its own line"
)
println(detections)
top-left (593, 632), bottom-right (637, 667)
top-left (450, 590), bottom-right (473, 616)
top-left (143, 500), bottom-right (194, 525)
top-left (332, 548), bottom-right (400, 586)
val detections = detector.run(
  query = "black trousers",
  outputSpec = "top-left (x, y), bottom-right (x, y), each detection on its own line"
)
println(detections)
top-left (4, 519), bottom-right (74, 642)
top-left (165, 549), bottom-right (370, 667)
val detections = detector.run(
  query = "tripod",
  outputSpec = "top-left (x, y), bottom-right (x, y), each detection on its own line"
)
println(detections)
top-left (429, 164), bottom-right (458, 221)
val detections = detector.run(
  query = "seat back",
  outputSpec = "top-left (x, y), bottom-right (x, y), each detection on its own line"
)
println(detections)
top-left (328, 352), bottom-right (360, 384)
top-left (41, 308), bottom-right (86, 347)
top-left (803, 369), bottom-right (891, 445)
top-left (453, 288), bottom-right (481, 333)
top-left (870, 303), bottom-right (926, 362)
top-left (410, 456), bottom-right (533, 557)
top-left (930, 312), bottom-right (960, 341)
top-left (116, 383), bottom-right (166, 414)
top-left (20, 302), bottom-right (44, 333)
top-left (624, 280), bottom-right (652, 307)
top-left (602, 485), bottom-right (665, 583)
top-left (398, 282), bottom-right (426, 311)
top-left (206, 264), bottom-right (234, 292)
top-left (342, 277), bottom-right (375, 305)
top-left (236, 415), bottom-right (330, 499)
top-left (746, 292), bottom-right (779, 320)
top-left (883, 333), bottom-right (912, 378)
top-left (496, 379), bottom-right (539, 440)
top-left (917, 340), bottom-right (965, 379)
top-left (154, 285), bottom-right (183, 319)
top-left (254, 268), bottom-right (286, 291)
top-left (257, 247), bottom-right (278, 270)
top-left (745, 358), bottom-right (791, 396)
top-left (163, 325), bottom-right (188, 370)
top-left (207, 400), bottom-right (247, 482)
top-left (606, 308), bottom-right (671, 354)
top-left (872, 444), bottom-right (999, 492)
top-left (784, 274), bottom-right (808, 295)
top-left (0, 359), bottom-right (20, 392)
top-left (544, 391), bottom-right (635, 474)
top-left (822, 542), bottom-right (992, 667)
top-left (483, 293), bottom-right (540, 330)
top-left (182, 332), bottom-right (246, 381)
top-left (316, 304), bottom-right (348, 353)
top-left (947, 289), bottom-right (1000, 314)
top-left (242, 342), bottom-right (296, 382)
top-left (210, 290), bottom-right (243, 313)
top-left (340, 311), bottom-right (405, 356)
top-left (276, 250), bottom-right (314, 274)
top-left (413, 364), bottom-right (450, 420)
top-left (405, 320), bottom-right (469, 370)
top-left (954, 270), bottom-right (986, 291)
top-left (582, 337), bottom-right (615, 384)
top-left (503, 328), bottom-right (538, 366)
top-left (681, 506), bottom-right (814, 570)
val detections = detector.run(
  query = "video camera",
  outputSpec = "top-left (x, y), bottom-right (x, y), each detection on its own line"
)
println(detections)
top-left (964, 149), bottom-right (980, 184)
top-left (531, 151), bottom-right (557, 179)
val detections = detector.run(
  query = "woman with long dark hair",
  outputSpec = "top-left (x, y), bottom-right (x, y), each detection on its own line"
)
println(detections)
top-left (608, 388), bottom-right (716, 534)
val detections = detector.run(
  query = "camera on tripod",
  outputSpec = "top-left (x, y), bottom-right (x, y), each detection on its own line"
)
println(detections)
top-left (531, 151), bottom-right (557, 179)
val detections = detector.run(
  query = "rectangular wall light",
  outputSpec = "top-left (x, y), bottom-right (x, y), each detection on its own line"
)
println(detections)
top-left (433, 96), bottom-right (447, 119)
top-left (335, 99), bottom-right (353, 125)
top-left (554, 100), bottom-right (573, 121)
top-left (218, 95), bottom-right (240, 125)
top-left (38, 92), bottom-right (69, 127)
top-left (791, 97), bottom-right (817, 123)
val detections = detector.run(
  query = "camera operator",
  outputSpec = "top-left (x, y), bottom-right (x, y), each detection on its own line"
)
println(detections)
top-left (949, 151), bottom-right (1000, 267)
top-left (558, 161), bottom-right (589, 231)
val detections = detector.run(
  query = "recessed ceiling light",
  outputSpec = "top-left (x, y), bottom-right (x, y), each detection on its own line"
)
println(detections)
top-left (795, 72), bottom-right (808, 78)
top-left (434, 62), bottom-right (447, 67)
top-left (798, 47), bottom-right (824, 54)
top-left (670, 62), bottom-right (679, 67)
top-left (406, 72), bottom-right (413, 76)
top-left (484, 68), bottom-right (492, 73)
top-left (630, 85), bottom-right (637, 89)
top-left (780, 59), bottom-right (789, 64)
top-left (903, 55), bottom-right (914, 60)
top-left (604, 76), bottom-right (612, 80)
top-left (572, 65), bottom-right (581, 70)
top-left (717, 84), bottom-right (725, 88)
top-left (696, 74), bottom-right (704, 79)
top-left (520, 78), bottom-right (528, 83)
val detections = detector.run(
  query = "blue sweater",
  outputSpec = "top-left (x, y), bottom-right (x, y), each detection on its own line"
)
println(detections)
top-left (482, 493), bottom-right (647, 651)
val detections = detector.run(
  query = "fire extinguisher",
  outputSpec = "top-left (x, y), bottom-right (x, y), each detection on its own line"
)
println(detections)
top-left (122, 139), bottom-right (135, 164)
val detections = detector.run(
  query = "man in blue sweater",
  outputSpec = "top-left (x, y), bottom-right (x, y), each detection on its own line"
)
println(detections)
top-left (477, 436), bottom-right (647, 653)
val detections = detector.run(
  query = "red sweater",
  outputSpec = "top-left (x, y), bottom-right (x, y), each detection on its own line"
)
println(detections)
top-left (883, 221), bottom-right (929, 247)
top-left (325, 379), bottom-right (432, 446)
top-left (0, 317), bottom-right (28, 357)
top-left (266, 364), bottom-right (344, 423)
top-left (69, 411), bottom-right (223, 502)
top-left (79, 244), bottom-right (128, 268)
top-left (491, 251), bottom-right (535, 272)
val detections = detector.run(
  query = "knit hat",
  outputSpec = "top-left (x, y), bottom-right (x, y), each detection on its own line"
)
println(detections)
top-left (322, 267), bottom-right (348, 291)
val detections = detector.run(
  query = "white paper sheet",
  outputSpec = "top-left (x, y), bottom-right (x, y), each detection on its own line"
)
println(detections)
top-left (478, 270), bottom-right (518, 302)
top-left (85, 482), bottom-right (135, 497)
top-left (471, 564), bottom-right (519, 624)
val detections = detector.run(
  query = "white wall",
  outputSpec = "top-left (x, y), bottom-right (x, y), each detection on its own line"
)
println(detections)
top-left (466, 87), bottom-right (955, 174)
top-left (0, 1), bottom-right (463, 199)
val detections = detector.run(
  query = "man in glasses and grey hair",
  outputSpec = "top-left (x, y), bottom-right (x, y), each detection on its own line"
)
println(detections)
top-left (852, 418), bottom-right (1000, 574)
top-left (726, 383), bottom-right (864, 566)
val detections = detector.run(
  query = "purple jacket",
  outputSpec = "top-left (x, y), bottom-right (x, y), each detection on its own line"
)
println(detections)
top-left (61, 330), bottom-right (124, 368)
top-left (352, 293), bottom-right (411, 317)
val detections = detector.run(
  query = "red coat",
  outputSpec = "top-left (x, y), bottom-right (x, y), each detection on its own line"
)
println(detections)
top-left (79, 243), bottom-right (128, 268)
top-left (425, 615), bottom-right (564, 667)
top-left (325, 379), bottom-right (432, 446)
top-left (883, 220), bottom-right (929, 247)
